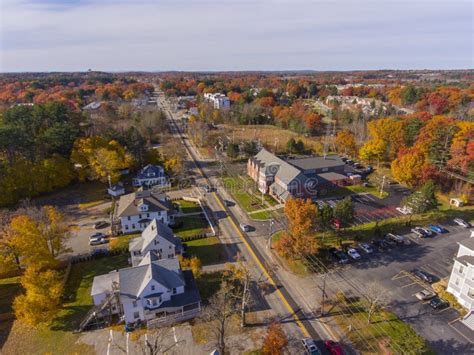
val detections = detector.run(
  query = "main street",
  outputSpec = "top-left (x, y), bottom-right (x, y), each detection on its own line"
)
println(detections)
top-left (154, 91), bottom-right (340, 349)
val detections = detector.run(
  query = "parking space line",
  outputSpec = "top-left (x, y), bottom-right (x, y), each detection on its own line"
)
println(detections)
top-left (402, 282), bottom-right (418, 288)
top-left (436, 307), bottom-right (452, 314)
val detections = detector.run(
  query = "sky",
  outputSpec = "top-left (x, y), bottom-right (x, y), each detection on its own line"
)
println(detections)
top-left (1, 0), bottom-right (473, 72)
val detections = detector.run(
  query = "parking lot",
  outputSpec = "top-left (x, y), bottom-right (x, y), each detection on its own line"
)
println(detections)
top-left (319, 222), bottom-right (474, 353)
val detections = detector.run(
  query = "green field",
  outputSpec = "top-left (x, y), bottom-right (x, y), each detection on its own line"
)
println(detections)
top-left (185, 237), bottom-right (227, 265)
top-left (332, 297), bottom-right (433, 354)
top-left (175, 199), bottom-right (202, 214)
top-left (173, 216), bottom-right (211, 238)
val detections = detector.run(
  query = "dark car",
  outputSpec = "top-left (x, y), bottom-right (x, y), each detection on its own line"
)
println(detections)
top-left (302, 338), bottom-right (322, 354)
top-left (383, 236), bottom-right (397, 247)
top-left (325, 340), bottom-right (344, 355)
top-left (330, 248), bottom-right (349, 264)
top-left (429, 297), bottom-right (449, 310)
top-left (371, 239), bottom-right (388, 251)
top-left (412, 269), bottom-right (434, 283)
top-left (94, 221), bottom-right (108, 229)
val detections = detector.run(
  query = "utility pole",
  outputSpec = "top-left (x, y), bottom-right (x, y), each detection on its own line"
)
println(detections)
top-left (266, 219), bottom-right (274, 249)
top-left (380, 175), bottom-right (386, 198)
top-left (320, 272), bottom-right (327, 317)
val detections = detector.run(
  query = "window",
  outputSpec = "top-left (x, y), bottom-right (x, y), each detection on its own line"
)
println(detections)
top-left (139, 214), bottom-right (142, 219)
top-left (147, 213), bottom-right (150, 218)
top-left (469, 288), bottom-right (474, 298)
top-left (154, 240), bottom-right (159, 245)
top-left (151, 285), bottom-right (155, 291)
top-left (127, 216), bottom-right (131, 221)
top-left (132, 224), bottom-right (135, 229)
top-left (133, 312), bottom-right (139, 319)
top-left (132, 301), bottom-right (137, 307)
top-left (172, 288), bottom-right (177, 294)
top-left (125, 225), bottom-right (129, 230)
top-left (152, 298), bottom-right (157, 306)
top-left (455, 278), bottom-right (460, 286)
top-left (169, 245), bottom-right (172, 249)
top-left (459, 265), bottom-right (464, 274)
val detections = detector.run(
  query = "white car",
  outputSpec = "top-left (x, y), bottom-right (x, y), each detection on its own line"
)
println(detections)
top-left (415, 290), bottom-right (436, 301)
top-left (239, 223), bottom-right (251, 232)
top-left (454, 218), bottom-right (471, 228)
top-left (347, 248), bottom-right (361, 260)
top-left (89, 236), bottom-right (108, 246)
top-left (396, 206), bottom-right (413, 215)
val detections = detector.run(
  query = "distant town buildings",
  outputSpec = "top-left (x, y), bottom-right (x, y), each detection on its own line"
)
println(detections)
top-left (247, 148), bottom-right (351, 203)
top-left (204, 93), bottom-right (230, 109)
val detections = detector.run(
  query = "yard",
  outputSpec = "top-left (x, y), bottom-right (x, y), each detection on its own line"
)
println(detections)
top-left (174, 199), bottom-right (202, 214)
top-left (173, 215), bottom-right (211, 238)
top-left (109, 233), bottom-right (140, 252)
top-left (346, 184), bottom-right (389, 199)
top-left (330, 296), bottom-right (433, 354)
top-left (184, 237), bottom-right (227, 266)
top-left (1, 254), bottom-right (129, 354)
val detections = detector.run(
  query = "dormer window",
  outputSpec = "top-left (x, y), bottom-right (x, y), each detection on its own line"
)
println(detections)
top-left (151, 285), bottom-right (155, 291)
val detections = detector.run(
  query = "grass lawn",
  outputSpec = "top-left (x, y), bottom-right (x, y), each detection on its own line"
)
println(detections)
top-left (173, 216), bottom-right (211, 238)
top-left (175, 199), bottom-right (202, 214)
top-left (185, 237), bottom-right (226, 266)
top-left (77, 182), bottom-right (109, 209)
top-left (331, 298), bottom-right (433, 354)
top-left (1, 254), bottom-right (128, 354)
top-left (0, 276), bottom-right (22, 315)
top-left (222, 175), bottom-right (277, 215)
top-left (249, 210), bottom-right (272, 220)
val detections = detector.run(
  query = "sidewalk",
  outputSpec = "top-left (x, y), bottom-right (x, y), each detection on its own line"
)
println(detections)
top-left (248, 203), bottom-right (284, 215)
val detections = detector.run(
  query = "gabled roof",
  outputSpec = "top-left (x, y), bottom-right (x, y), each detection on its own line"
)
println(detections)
top-left (129, 219), bottom-right (180, 252)
top-left (252, 148), bottom-right (302, 184)
top-left (91, 271), bottom-right (119, 296)
top-left (289, 155), bottom-right (345, 171)
top-left (119, 251), bottom-right (184, 300)
top-left (455, 255), bottom-right (474, 267)
top-left (116, 190), bottom-right (172, 217)
top-left (135, 164), bottom-right (165, 180)
top-left (458, 238), bottom-right (474, 251)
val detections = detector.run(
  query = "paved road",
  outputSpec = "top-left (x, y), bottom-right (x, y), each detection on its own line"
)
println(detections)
top-left (157, 93), bottom-right (336, 350)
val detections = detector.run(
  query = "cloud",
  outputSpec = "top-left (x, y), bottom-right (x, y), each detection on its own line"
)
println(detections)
top-left (0, 0), bottom-right (472, 71)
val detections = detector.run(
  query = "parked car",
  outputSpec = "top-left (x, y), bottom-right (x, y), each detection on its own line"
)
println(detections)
top-left (429, 297), bottom-right (449, 310)
top-left (89, 236), bottom-right (108, 246)
top-left (203, 185), bottom-right (213, 193)
top-left (411, 227), bottom-right (432, 238)
top-left (358, 242), bottom-right (374, 254)
top-left (239, 223), bottom-right (251, 232)
top-left (330, 248), bottom-right (349, 264)
top-left (428, 224), bottom-right (448, 233)
top-left (415, 290), bottom-right (436, 301)
top-left (224, 200), bottom-right (234, 207)
top-left (386, 233), bottom-right (411, 246)
top-left (302, 338), bottom-right (322, 355)
top-left (94, 221), bottom-right (108, 229)
top-left (346, 160), bottom-right (354, 165)
top-left (347, 247), bottom-right (361, 260)
top-left (383, 236), bottom-right (397, 247)
top-left (325, 340), bottom-right (344, 355)
top-left (454, 218), bottom-right (471, 228)
top-left (90, 232), bottom-right (105, 240)
top-left (412, 269), bottom-right (434, 283)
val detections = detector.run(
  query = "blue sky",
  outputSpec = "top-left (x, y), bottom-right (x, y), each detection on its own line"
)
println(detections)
top-left (1, 0), bottom-right (472, 72)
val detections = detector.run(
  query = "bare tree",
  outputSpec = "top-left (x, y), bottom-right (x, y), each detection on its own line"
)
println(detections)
top-left (364, 282), bottom-right (389, 324)
top-left (201, 280), bottom-right (239, 354)
top-left (113, 327), bottom-right (181, 355)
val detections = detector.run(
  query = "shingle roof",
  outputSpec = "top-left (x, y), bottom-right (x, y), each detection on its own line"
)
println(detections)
top-left (289, 155), bottom-right (345, 171)
top-left (455, 255), bottom-right (474, 266)
top-left (116, 190), bottom-right (172, 217)
top-left (129, 220), bottom-right (180, 252)
top-left (459, 238), bottom-right (474, 251)
top-left (135, 164), bottom-right (165, 180)
top-left (253, 148), bottom-right (302, 184)
top-left (317, 172), bottom-right (348, 181)
top-left (91, 271), bottom-right (119, 296)
top-left (119, 252), bottom-right (184, 300)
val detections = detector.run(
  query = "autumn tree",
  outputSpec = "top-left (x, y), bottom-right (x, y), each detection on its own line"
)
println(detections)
top-left (359, 139), bottom-right (385, 167)
top-left (284, 198), bottom-right (318, 236)
top-left (13, 267), bottom-right (63, 327)
top-left (71, 136), bottom-right (133, 183)
top-left (262, 322), bottom-right (288, 355)
top-left (9, 206), bottom-right (70, 268)
top-left (402, 180), bottom-right (438, 213)
top-left (391, 149), bottom-right (426, 187)
top-left (335, 129), bottom-right (357, 157)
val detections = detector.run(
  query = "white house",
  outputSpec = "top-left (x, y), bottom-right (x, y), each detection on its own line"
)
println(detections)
top-left (132, 165), bottom-right (170, 188)
top-left (108, 183), bottom-right (125, 197)
top-left (447, 236), bottom-right (474, 330)
top-left (115, 189), bottom-right (174, 234)
top-left (204, 93), bottom-right (230, 109)
top-left (129, 219), bottom-right (182, 266)
top-left (90, 250), bottom-right (201, 327)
